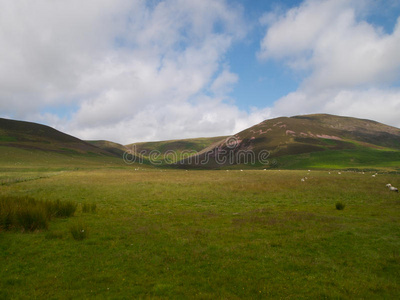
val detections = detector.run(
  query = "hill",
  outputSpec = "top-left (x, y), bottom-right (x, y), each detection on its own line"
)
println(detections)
top-left (86, 140), bottom-right (127, 157)
top-left (2, 114), bottom-right (400, 171)
top-left (179, 114), bottom-right (400, 170)
top-left (126, 136), bottom-right (227, 163)
top-left (0, 118), bottom-right (125, 169)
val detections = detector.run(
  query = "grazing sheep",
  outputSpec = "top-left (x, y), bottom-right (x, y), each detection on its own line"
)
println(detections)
top-left (372, 174), bottom-right (376, 177)
top-left (301, 178), bottom-right (305, 182)
top-left (338, 172), bottom-right (341, 175)
top-left (386, 183), bottom-right (392, 188)
top-left (389, 186), bottom-right (399, 192)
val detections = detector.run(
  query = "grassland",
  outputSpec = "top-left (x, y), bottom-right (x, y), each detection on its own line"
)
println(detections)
top-left (274, 148), bottom-right (400, 171)
top-left (1, 166), bottom-right (399, 299)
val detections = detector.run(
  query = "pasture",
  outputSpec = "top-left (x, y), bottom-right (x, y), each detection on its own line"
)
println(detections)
top-left (1, 167), bottom-right (400, 298)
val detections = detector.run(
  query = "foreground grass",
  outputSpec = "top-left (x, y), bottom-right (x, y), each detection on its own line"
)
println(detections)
top-left (0, 168), bottom-right (399, 298)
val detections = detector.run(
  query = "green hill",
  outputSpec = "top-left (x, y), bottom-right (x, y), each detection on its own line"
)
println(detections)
top-left (0, 118), bottom-right (125, 169)
top-left (180, 114), bottom-right (400, 170)
top-left (0, 118), bottom-right (115, 155)
top-left (86, 140), bottom-right (127, 157)
top-left (2, 114), bottom-right (400, 171)
top-left (126, 136), bottom-right (227, 163)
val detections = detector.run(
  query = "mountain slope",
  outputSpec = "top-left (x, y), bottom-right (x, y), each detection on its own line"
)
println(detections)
top-left (86, 140), bottom-right (127, 157)
top-left (180, 114), bottom-right (400, 169)
top-left (0, 118), bottom-right (116, 156)
top-left (126, 136), bottom-right (228, 163)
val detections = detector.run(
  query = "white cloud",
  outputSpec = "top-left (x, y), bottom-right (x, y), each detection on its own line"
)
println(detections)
top-left (210, 67), bottom-right (239, 96)
top-left (259, 0), bottom-right (400, 128)
top-left (70, 98), bottom-right (272, 143)
top-left (0, 0), bottom-right (265, 144)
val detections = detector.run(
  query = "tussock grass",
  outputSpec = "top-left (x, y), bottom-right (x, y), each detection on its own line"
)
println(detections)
top-left (0, 196), bottom-right (77, 232)
top-left (69, 221), bottom-right (88, 241)
top-left (45, 199), bottom-right (77, 218)
top-left (336, 201), bottom-right (346, 210)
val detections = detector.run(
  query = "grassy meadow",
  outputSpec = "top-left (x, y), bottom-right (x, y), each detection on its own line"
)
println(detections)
top-left (1, 164), bottom-right (400, 299)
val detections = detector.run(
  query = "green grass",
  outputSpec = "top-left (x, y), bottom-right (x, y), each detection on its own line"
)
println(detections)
top-left (274, 148), bottom-right (400, 170)
top-left (0, 146), bottom-right (127, 170)
top-left (0, 196), bottom-right (77, 232)
top-left (69, 221), bottom-right (89, 241)
top-left (1, 167), bottom-right (399, 298)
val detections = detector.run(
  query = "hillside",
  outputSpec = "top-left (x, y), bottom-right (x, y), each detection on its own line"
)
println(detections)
top-left (0, 118), bottom-right (116, 155)
top-left (127, 136), bottom-right (227, 163)
top-left (2, 114), bottom-right (400, 171)
top-left (0, 118), bottom-right (127, 169)
top-left (86, 140), bottom-right (127, 157)
top-left (180, 114), bottom-right (400, 170)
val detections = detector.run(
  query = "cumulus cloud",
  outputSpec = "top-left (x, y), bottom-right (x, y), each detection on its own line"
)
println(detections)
top-left (259, 0), bottom-right (400, 127)
top-left (0, 0), bottom-right (271, 144)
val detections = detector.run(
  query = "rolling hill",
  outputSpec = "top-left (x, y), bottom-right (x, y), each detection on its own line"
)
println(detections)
top-left (126, 136), bottom-right (228, 163)
top-left (179, 114), bottom-right (400, 170)
top-left (0, 118), bottom-right (125, 169)
top-left (1, 114), bottom-right (400, 170)
top-left (0, 118), bottom-right (114, 155)
top-left (86, 140), bottom-right (127, 157)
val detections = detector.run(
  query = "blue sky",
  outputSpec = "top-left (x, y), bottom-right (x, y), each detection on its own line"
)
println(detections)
top-left (1, 0), bottom-right (400, 144)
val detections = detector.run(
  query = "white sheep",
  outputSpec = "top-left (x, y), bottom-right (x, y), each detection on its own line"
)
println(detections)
top-left (389, 186), bottom-right (399, 192)
top-left (386, 183), bottom-right (392, 187)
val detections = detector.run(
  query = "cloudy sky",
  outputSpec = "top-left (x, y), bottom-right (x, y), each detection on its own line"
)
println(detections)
top-left (1, 0), bottom-right (400, 144)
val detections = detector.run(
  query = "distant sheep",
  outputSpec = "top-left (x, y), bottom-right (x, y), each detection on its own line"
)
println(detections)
top-left (386, 183), bottom-right (398, 192)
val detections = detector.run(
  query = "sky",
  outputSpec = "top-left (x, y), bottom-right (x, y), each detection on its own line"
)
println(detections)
top-left (1, 0), bottom-right (400, 144)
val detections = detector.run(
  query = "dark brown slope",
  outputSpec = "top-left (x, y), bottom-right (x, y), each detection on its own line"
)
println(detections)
top-left (0, 118), bottom-right (116, 156)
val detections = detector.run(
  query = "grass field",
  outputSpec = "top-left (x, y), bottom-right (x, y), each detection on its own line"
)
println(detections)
top-left (275, 148), bottom-right (400, 170)
top-left (1, 166), bottom-right (400, 299)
